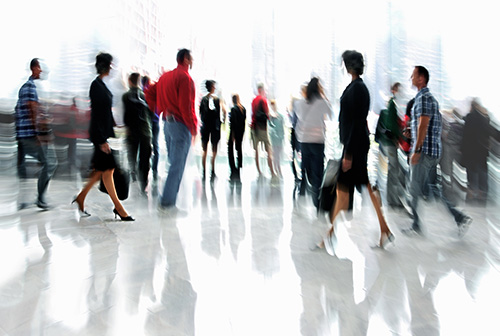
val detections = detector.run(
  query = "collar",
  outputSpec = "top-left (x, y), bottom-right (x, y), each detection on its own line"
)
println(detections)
top-left (417, 87), bottom-right (429, 96)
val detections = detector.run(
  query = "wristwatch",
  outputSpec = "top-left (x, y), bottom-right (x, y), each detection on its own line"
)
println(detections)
top-left (414, 147), bottom-right (422, 154)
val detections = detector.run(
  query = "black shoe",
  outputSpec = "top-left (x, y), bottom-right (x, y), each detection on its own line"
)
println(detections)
top-left (457, 215), bottom-right (472, 238)
top-left (36, 200), bottom-right (52, 211)
top-left (401, 226), bottom-right (421, 236)
top-left (210, 170), bottom-right (216, 182)
top-left (71, 197), bottom-right (91, 217)
top-left (113, 208), bottom-right (135, 221)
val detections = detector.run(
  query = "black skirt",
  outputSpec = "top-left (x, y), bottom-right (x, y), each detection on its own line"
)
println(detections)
top-left (336, 149), bottom-right (369, 188)
top-left (91, 145), bottom-right (117, 171)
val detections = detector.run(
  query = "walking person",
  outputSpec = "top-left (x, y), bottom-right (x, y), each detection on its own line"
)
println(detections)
top-left (250, 83), bottom-right (276, 178)
top-left (142, 75), bottom-right (160, 192)
top-left (123, 72), bottom-right (153, 195)
top-left (144, 49), bottom-right (197, 212)
top-left (402, 66), bottom-right (472, 236)
top-left (319, 51), bottom-right (393, 252)
top-left (73, 52), bottom-right (134, 221)
top-left (295, 77), bottom-right (332, 210)
top-left (268, 99), bottom-right (285, 178)
top-left (16, 58), bottom-right (58, 210)
top-left (199, 80), bottom-right (222, 182)
top-left (228, 94), bottom-right (246, 182)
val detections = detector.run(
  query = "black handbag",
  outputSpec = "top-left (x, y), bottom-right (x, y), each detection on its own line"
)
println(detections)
top-left (99, 166), bottom-right (130, 201)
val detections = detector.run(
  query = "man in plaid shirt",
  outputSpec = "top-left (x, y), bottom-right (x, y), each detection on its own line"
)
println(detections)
top-left (16, 58), bottom-right (57, 210)
top-left (404, 66), bottom-right (471, 237)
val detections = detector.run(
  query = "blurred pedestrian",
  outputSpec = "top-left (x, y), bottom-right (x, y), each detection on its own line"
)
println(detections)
top-left (295, 77), bottom-right (332, 210)
top-left (319, 51), bottom-right (393, 251)
top-left (145, 49), bottom-right (197, 212)
top-left (268, 99), bottom-right (285, 178)
top-left (228, 94), bottom-right (246, 182)
top-left (73, 52), bottom-right (134, 221)
top-left (403, 66), bottom-right (471, 237)
top-left (250, 83), bottom-right (276, 178)
top-left (200, 80), bottom-right (222, 182)
top-left (16, 58), bottom-right (57, 210)
top-left (142, 75), bottom-right (160, 188)
top-left (123, 72), bottom-right (153, 195)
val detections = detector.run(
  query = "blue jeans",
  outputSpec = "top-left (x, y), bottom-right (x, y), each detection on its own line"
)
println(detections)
top-left (161, 121), bottom-right (191, 207)
top-left (300, 143), bottom-right (325, 209)
top-left (410, 153), bottom-right (464, 229)
top-left (17, 137), bottom-right (58, 203)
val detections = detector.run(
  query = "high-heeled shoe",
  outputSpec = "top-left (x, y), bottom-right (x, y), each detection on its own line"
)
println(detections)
top-left (113, 208), bottom-right (135, 221)
top-left (71, 197), bottom-right (91, 217)
top-left (380, 232), bottom-right (395, 249)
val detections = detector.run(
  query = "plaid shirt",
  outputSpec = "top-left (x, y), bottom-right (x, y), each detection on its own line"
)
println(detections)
top-left (15, 76), bottom-right (38, 138)
top-left (411, 87), bottom-right (442, 157)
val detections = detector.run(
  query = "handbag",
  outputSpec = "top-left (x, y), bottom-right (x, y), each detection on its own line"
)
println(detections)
top-left (98, 155), bottom-right (130, 201)
top-left (319, 159), bottom-right (341, 212)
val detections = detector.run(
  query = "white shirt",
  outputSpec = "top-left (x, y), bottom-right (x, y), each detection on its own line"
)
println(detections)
top-left (295, 98), bottom-right (332, 144)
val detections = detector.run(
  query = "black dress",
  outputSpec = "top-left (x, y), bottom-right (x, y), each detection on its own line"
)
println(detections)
top-left (337, 78), bottom-right (370, 187)
top-left (89, 77), bottom-right (117, 171)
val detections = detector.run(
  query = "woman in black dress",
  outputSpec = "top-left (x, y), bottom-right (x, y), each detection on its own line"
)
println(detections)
top-left (321, 50), bottom-right (392, 251)
top-left (73, 53), bottom-right (134, 221)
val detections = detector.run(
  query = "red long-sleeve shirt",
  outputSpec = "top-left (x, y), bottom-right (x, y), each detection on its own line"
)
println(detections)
top-left (251, 94), bottom-right (269, 129)
top-left (144, 64), bottom-right (198, 136)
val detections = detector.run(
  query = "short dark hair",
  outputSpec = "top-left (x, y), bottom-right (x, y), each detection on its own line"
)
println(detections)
top-left (128, 73), bottom-right (140, 86)
top-left (30, 58), bottom-right (39, 70)
top-left (141, 75), bottom-right (150, 89)
top-left (306, 77), bottom-right (322, 102)
top-left (415, 66), bottom-right (429, 84)
top-left (95, 52), bottom-right (113, 75)
top-left (176, 49), bottom-right (191, 64)
top-left (342, 50), bottom-right (364, 76)
top-left (391, 82), bottom-right (401, 92)
top-left (205, 80), bottom-right (216, 92)
top-left (232, 94), bottom-right (239, 105)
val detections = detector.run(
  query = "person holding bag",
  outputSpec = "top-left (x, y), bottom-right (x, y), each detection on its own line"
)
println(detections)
top-left (72, 52), bottom-right (134, 221)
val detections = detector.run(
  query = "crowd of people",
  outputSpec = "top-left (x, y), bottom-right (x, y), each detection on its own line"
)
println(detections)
top-left (16, 48), bottom-right (493, 253)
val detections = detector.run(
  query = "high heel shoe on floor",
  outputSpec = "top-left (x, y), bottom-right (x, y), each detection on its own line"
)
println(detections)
top-left (71, 198), bottom-right (91, 217)
top-left (379, 232), bottom-right (395, 249)
top-left (113, 208), bottom-right (135, 221)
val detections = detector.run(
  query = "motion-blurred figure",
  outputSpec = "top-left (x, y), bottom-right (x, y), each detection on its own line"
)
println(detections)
top-left (123, 72), bottom-right (153, 195)
top-left (289, 83), bottom-right (307, 196)
top-left (403, 66), bottom-right (471, 237)
top-left (268, 99), bottom-right (285, 178)
top-left (295, 77), bottom-right (332, 210)
top-left (199, 80), bottom-right (222, 182)
top-left (145, 49), bottom-right (197, 211)
top-left (16, 58), bottom-right (57, 210)
top-left (461, 99), bottom-right (490, 203)
top-left (142, 76), bottom-right (160, 187)
top-left (250, 83), bottom-right (276, 178)
top-left (378, 82), bottom-right (404, 207)
top-left (228, 94), bottom-right (246, 182)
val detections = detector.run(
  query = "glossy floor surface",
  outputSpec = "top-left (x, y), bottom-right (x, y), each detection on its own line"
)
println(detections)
top-left (1, 154), bottom-right (500, 336)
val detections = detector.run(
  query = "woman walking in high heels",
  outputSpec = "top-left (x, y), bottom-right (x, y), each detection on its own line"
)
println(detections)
top-left (73, 52), bottom-right (134, 221)
top-left (320, 50), bottom-right (392, 252)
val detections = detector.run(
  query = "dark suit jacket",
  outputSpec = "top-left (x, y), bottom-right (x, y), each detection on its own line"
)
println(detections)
top-left (89, 77), bottom-right (115, 145)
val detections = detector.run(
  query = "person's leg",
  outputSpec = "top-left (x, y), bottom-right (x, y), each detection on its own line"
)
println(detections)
top-left (366, 183), bottom-right (392, 245)
top-left (201, 129), bottom-right (209, 179)
top-left (478, 160), bottom-right (488, 200)
top-left (211, 129), bottom-right (220, 178)
top-left (151, 119), bottom-right (160, 179)
top-left (386, 144), bottom-right (401, 206)
top-left (408, 154), bottom-right (435, 232)
top-left (127, 135), bottom-right (139, 182)
top-left (160, 122), bottom-right (191, 208)
top-left (235, 136), bottom-right (243, 177)
top-left (101, 169), bottom-right (129, 217)
top-left (138, 136), bottom-right (152, 192)
top-left (300, 143), bottom-right (311, 195)
top-left (252, 130), bottom-right (261, 175)
top-left (17, 139), bottom-right (27, 179)
top-left (327, 184), bottom-right (350, 235)
top-left (309, 143), bottom-right (325, 209)
top-left (36, 142), bottom-right (58, 204)
top-left (263, 132), bottom-right (275, 177)
top-left (228, 130), bottom-right (236, 176)
top-left (75, 170), bottom-right (103, 210)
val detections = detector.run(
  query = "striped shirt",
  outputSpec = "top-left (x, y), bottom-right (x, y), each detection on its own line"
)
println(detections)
top-left (411, 87), bottom-right (442, 158)
top-left (15, 76), bottom-right (38, 138)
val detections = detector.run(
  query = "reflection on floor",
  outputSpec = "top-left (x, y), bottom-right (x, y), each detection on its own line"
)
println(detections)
top-left (1, 157), bottom-right (499, 336)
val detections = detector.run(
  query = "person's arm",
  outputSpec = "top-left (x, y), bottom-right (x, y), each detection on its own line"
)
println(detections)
top-left (178, 75), bottom-right (197, 136)
top-left (144, 83), bottom-right (157, 115)
top-left (410, 115), bottom-right (430, 164)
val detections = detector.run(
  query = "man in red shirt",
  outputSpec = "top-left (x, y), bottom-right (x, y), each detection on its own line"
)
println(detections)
top-left (145, 49), bottom-right (197, 210)
top-left (251, 83), bottom-right (276, 178)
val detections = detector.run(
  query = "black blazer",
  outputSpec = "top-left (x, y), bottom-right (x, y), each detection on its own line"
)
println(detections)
top-left (339, 78), bottom-right (370, 155)
top-left (89, 77), bottom-right (115, 145)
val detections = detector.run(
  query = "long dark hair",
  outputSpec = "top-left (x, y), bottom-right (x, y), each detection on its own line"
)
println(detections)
top-left (306, 77), bottom-right (322, 102)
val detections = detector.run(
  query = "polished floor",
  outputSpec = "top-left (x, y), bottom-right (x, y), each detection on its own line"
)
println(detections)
top-left (1, 149), bottom-right (500, 336)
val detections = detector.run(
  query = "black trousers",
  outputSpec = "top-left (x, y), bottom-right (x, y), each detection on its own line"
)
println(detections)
top-left (228, 129), bottom-right (244, 175)
top-left (126, 134), bottom-right (152, 192)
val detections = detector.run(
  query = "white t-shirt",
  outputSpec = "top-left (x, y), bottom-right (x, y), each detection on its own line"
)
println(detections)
top-left (295, 98), bottom-right (332, 144)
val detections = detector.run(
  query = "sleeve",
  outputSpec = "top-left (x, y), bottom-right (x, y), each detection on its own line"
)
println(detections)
top-left (122, 93), bottom-right (131, 127)
top-left (89, 82), bottom-right (107, 145)
top-left (179, 75), bottom-right (197, 135)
